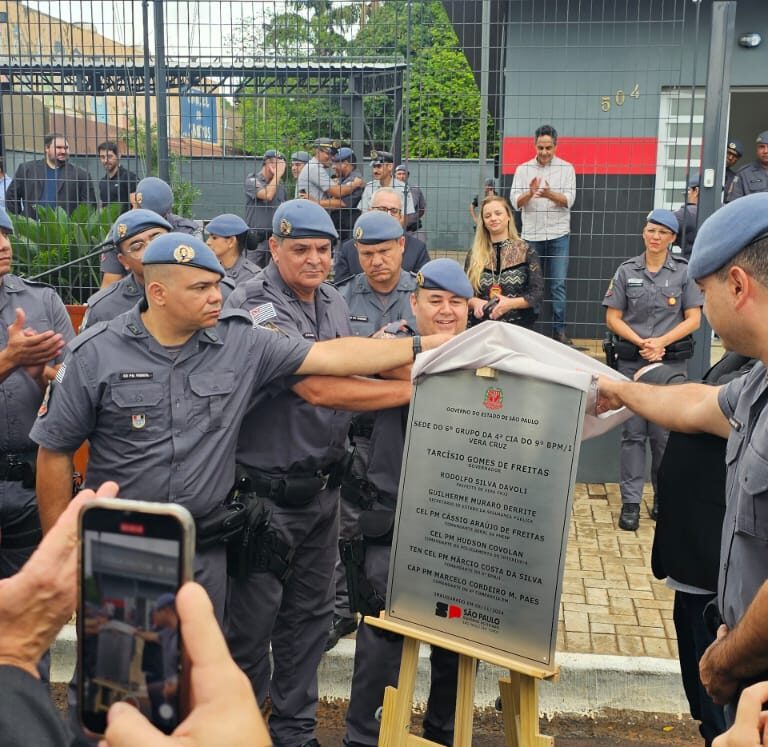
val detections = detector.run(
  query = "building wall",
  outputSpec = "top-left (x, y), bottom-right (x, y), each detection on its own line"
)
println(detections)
top-left (500, 0), bottom-right (768, 337)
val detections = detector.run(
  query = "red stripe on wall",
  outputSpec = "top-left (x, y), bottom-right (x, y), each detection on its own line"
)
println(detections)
top-left (502, 137), bottom-right (659, 175)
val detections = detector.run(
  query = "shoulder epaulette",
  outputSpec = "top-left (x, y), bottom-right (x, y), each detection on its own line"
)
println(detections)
top-left (70, 321), bottom-right (111, 351)
top-left (332, 274), bottom-right (356, 288)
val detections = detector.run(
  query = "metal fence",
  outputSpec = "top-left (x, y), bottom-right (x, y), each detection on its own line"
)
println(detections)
top-left (0, 0), bottom-right (758, 342)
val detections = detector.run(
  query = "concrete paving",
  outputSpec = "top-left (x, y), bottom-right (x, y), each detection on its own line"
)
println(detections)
top-left (53, 480), bottom-right (691, 716)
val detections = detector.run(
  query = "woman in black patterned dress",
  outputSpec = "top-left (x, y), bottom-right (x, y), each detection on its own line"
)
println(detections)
top-left (465, 195), bottom-right (543, 329)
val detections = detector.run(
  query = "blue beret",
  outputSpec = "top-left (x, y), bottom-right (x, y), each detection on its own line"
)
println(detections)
top-left (272, 200), bottom-right (338, 240)
top-left (291, 151), bottom-right (310, 163)
top-left (262, 149), bottom-right (285, 161)
top-left (134, 177), bottom-right (173, 217)
top-left (333, 147), bottom-right (356, 162)
top-left (757, 132), bottom-right (768, 145)
top-left (395, 163), bottom-right (408, 173)
top-left (142, 233), bottom-right (224, 277)
top-left (687, 176), bottom-right (700, 189)
top-left (371, 150), bottom-right (394, 165)
top-left (154, 592), bottom-right (176, 611)
top-left (416, 258), bottom-right (473, 299)
top-left (110, 209), bottom-right (171, 246)
top-left (727, 138), bottom-right (744, 156)
top-left (689, 192), bottom-right (768, 280)
top-left (206, 213), bottom-right (249, 238)
top-left (353, 211), bottom-right (403, 244)
top-left (0, 206), bottom-right (13, 234)
top-left (646, 209), bottom-right (679, 234)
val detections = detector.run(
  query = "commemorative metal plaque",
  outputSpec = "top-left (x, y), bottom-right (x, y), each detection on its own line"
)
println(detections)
top-left (387, 368), bottom-right (585, 669)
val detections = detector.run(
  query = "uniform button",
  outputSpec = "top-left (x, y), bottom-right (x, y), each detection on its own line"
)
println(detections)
top-left (174, 430), bottom-right (182, 436)
top-left (175, 400), bottom-right (180, 407)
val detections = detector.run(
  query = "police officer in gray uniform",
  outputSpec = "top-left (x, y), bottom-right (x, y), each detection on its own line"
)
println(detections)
top-left (597, 193), bottom-right (768, 717)
top-left (328, 211), bottom-right (418, 650)
top-left (0, 205), bottom-right (73, 678)
top-left (723, 138), bottom-right (743, 200)
top-left (335, 211), bottom-right (417, 337)
top-left (100, 176), bottom-right (201, 284)
top-left (602, 209), bottom-right (703, 531)
top-left (225, 200), bottom-right (417, 747)
top-left (245, 149), bottom-right (287, 267)
top-left (82, 209), bottom-right (172, 331)
top-left (342, 259), bottom-right (470, 747)
top-left (727, 131), bottom-right (768, 202)
top-left (205, 213), bottom-right (261, 286)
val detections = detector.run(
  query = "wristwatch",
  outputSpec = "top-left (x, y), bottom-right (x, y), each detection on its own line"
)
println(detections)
top-left (412, 335), bottom-right (422, 360)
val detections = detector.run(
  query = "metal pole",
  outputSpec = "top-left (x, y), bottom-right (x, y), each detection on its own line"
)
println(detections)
top-left (153, 0), bottom-right (170, 183)
top-left (689, 0), bottom-right (736, 379)
top-left (142, 0), bottom-right (152, 174)
top-left (478, 0), bottom-right (491, 194)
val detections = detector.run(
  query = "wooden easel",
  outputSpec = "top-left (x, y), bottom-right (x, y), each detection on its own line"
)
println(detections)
top-left (367, 614), bottom-right (557, 747)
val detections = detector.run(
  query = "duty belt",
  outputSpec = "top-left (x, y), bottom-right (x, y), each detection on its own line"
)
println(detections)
top-left (243, 452), bottom-right (353, 507)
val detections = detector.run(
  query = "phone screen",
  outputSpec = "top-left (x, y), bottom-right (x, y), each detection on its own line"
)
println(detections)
top-left (79, 506), bottom-right (188, 736)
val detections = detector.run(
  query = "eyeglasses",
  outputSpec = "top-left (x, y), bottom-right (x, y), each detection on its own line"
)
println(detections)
top-left (121, 238), bottom-right (151, 255)
top-left (371, 206), bottom-right (402, 217)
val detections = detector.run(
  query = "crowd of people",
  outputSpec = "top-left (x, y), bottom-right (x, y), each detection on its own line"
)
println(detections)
top-left (1, 125), bottom-right (768, 747)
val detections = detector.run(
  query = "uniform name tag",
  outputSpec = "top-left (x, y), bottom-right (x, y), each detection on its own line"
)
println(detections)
top-left (120, 372), bottom-right (154, 380)
top-left (627, 278), bottom-right (644, 287)
top-left (303, 332), bottom-right (316, 340)
top-left (728, 416), bottom-right (743, 432)
top-left (350, 315), bottom-right (369, 322)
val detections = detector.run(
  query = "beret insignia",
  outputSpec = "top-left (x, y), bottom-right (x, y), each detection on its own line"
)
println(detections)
top-left (135, 191), bottom-right (143, 205)
top-left (118, 223), bottom-right (128, 237)
top-left (280, 218), bottom-right (292, 236)
top-left (354, 226), bottom-right (364, 240)
top-left (173, 244), bottom-right (195, 263)
top-left (415, 271), bottom-right (425, 287)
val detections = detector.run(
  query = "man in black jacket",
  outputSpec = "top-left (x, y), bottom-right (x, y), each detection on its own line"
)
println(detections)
top-left (5, 132), bottom-right (96, 218)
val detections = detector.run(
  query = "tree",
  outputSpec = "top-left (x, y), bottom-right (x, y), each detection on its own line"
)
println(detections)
top-left (350, 1), bottom-right (494, 158)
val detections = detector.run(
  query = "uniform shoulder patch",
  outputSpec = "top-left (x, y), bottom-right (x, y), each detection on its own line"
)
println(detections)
top-left (248, 302), bottom-right (278, 327)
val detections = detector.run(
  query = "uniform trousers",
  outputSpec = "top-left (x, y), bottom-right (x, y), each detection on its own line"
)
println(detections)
top-left (334, 439), bottom-right (370, 620)
top-left (0, 479), bottom-right (50, 681)
top-left (618, 360), bottom-right (686, 505)
top-left (226, 485), bottom-right (339, 747)
top-left (344, 543), bottom-right (458, 746)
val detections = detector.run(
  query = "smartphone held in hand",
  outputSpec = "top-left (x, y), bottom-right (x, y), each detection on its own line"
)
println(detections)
top-left (77, 499), bottom-right (195, 737)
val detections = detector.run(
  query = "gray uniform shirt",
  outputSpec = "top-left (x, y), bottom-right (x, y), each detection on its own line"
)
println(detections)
top-left (728, 162), bottom-right (768, 201)
top-left (717, 362), bottom-right (768, 629)
top-left (30, 305), bottom-right (311, 517)
top-left (601, 252), bottom-right (703, 339)
top-left (226, 255), bottom-right (261, 287)
top-left (296, 156), bottom-right (333, 201)
top-left (245, 171), bottom-right (286, 230)
top-left (335, 270), bottom-right (417, 337)
top-left (82, 273), bottom-right (143, 331)
top-left (225, 262), bottom-right (353, 476)
top-left (0, 275), bottom-right (73, 451)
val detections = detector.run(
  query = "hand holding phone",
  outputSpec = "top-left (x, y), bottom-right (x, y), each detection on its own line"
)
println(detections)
top-left (79, 500), bottom-right (195, 737)
top-left (101, 583), bottom-right (271, 747)
top-left (482, 296), bottom-right (500, 320)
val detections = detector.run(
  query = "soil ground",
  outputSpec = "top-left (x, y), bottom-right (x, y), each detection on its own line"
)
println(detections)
top-left (52, 684), bottom-right (704, 745)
